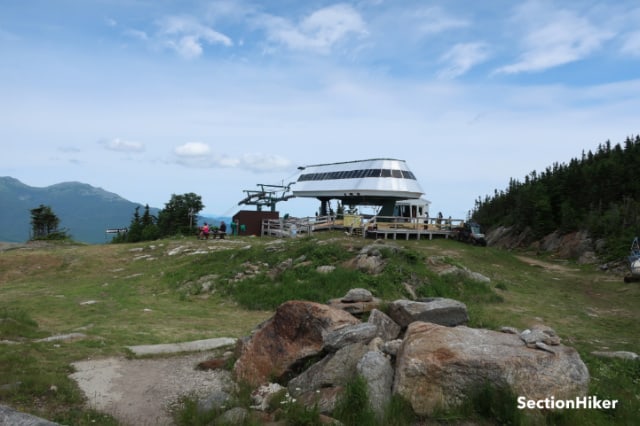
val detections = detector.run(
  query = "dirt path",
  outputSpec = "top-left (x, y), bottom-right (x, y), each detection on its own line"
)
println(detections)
top-left (70, 351), bottom-right (232, 426)
top-left (515, 255), bottom-right (579, 273)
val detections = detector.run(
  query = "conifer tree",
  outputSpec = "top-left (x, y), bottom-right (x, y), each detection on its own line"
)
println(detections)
top-left (29, 204), bottom-right (68, 240)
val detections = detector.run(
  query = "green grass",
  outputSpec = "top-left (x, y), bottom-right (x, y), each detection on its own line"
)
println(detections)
top-left (1, 233), bottom-right (639, 424)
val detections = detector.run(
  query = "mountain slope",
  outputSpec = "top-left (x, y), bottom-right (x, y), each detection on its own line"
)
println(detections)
top-left (0, 177), bottom-right (157, 244)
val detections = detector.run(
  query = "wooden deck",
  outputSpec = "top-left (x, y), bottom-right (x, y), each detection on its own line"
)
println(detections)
top-left (366, 227), bottom-right (454, 240)
top-left (262, 215), bottom-right (462, 240)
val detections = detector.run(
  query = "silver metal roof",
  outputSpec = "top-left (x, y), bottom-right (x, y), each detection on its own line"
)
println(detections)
top-left (292, 158), bottom-right (424, 202)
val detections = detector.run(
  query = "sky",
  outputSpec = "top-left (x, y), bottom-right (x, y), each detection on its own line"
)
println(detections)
top-left (2, 0), bottom-right (640, 221)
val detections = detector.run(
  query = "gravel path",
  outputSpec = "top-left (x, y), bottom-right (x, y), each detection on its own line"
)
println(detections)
top-left (70, 351), bottom-right (233, 426)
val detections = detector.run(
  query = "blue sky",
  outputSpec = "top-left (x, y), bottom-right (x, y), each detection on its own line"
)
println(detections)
top-left (2, 0), bottom-right (640, 221)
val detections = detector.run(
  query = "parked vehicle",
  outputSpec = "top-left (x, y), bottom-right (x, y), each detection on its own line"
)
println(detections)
top-left (453, 222), bottom-right (487, 246)
top-left (624, 237), bottom-right (640, 282)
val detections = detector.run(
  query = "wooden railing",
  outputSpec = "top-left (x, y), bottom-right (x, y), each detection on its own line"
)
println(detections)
top-left (261, 215), bottom-right (336, 237)
top-left (261, 214), bottom-right (466, 238)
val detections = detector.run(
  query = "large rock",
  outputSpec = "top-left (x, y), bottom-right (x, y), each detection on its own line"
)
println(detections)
top-left (288, 342), bottom-right (371, 397)
top-left (393, 322), bottom-right (590, 416)
top-left (388, 298), bottom-right (469, 327)
top-left (324, 323), bottom-right (378, 352)
top-left (367, 309), bottom-right (401, 341)
top-left (341, 288), bottom-right (374, 303)
top-left (234, 301), bottom-right (359, 386)
top-left (0, 404), bottom-right (59, 426)
top-left (357, 351), bottom-right (394, 419)
top-left (343, 244), bottom-right (399, 275)
top-left (326, 297), bottom-right (382, 315)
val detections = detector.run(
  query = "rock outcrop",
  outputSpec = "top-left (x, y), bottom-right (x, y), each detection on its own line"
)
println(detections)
top-left (230, 293), bottom-right (590, 421)
top-left (393, 322), bottom-right (590, 415)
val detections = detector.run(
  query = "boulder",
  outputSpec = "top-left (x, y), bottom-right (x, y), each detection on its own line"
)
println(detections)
top-left (381, 339), bottom-right (403, 357)
top-left (351, 254), bottom-right (386, 274)
top-left (288, 342), bottom-right (370, 397)
top-left (0, 404), bottom-right (59, 426)
top-left (367, 309), bottom-right (401, 341)
top-left (197, 389), bottom-right (232, 414)
top-left (342, 244), bottom-right (399, 275)
top-left (326, 297), bottom-right (382, 315)
top-left (388, 298), bottom-right (469, 327)
top-left (357, 351), bottom-right (394, 419)
top-left (519, 324), bottom-right (561, 347)
top-left (591, 350), bottom-right (639, 361)
top-left (341, 288), bottom-right (373, 303)
top-left (324, 323), bottom-right (378, 352)
top-left (297, 386), bottom-right (344, 414)
top-left (393, 322), bottom-right (590, 415)
top-left (234, 301), bottom-right (359, 387)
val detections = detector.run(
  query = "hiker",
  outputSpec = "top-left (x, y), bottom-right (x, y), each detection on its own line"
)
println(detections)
top-left (199, 222), bottom-right (210, 240)
top-left (219, 221), bottom-right (227, 239)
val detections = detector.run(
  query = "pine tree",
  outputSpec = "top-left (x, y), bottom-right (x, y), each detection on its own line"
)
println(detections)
top-left (157, 193), bottom-right (204, 236)
top-left (29, 204), bottom-right (68, 240)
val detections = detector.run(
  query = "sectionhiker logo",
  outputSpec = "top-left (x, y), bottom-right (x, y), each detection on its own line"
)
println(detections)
top-left (517, 396), bottom-right (619, 410)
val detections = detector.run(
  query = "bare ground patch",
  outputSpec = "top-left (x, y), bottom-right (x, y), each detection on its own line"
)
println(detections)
top-left (70, 351), bottom-right (233, 426)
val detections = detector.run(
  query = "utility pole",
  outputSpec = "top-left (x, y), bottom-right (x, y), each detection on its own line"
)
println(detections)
top-left (188, 208), bottom-right (195, 230)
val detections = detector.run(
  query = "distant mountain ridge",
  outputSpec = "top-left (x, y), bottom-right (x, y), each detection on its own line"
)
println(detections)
top-left (0, 177), bottom-right (157, 244)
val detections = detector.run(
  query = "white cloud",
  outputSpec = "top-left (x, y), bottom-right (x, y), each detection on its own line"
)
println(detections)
top-left (438, 42), bottom-right (490, 79)
top-left (412, 6), bottom-right (468, 35)
top-left (158, 15), bottom-right (232, 59)
top-left (495, 3), bottom-right (614, 74)
top-left (239, 153), bottom-right (292, 172)
top-left (260, 4), bottom-right (367, 53)
top-left (621, 31), bottom-right (640, 56)
top-left (173, 142), bottom-right (292, 173)
top-left (174, 141), bottom-right (211, 157)
top-left (101, 138), bottom-right (145, 153)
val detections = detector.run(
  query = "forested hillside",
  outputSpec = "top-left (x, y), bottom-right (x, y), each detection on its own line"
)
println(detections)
top-left (471, 135), bottom-right (640, 258)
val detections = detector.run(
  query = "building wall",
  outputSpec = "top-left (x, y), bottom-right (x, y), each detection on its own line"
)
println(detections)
top-left (232, 210), bottom-right (279, 236)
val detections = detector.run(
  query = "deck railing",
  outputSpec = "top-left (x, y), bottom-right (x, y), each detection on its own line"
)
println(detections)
top-left (261, 215), bottom-right (336, 237)
top-left (261, 214), bottom-right (465, 239)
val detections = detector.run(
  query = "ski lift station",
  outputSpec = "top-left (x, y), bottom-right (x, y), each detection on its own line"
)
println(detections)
top-left (293, 158), bottom-right (430, 219)
top-left (237, 158), bottom-right (467, 239)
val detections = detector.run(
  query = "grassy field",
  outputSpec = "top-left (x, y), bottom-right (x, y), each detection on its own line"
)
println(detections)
top-left (0, 233), bottom-right (639, 425)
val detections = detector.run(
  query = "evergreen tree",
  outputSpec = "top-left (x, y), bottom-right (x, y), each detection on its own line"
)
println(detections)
top-left (29, 204), bottom-right (68, 240)
top-left (111, 204), bottom-right (160, 243)
top-left (127, 206), bottom-right (143, 242)
top-left (471, 135), bottom-right (640, 257)
top-left (140, 204), bottom-right (160, 241)
top-left (157, 193), bottom-right (204, 236)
